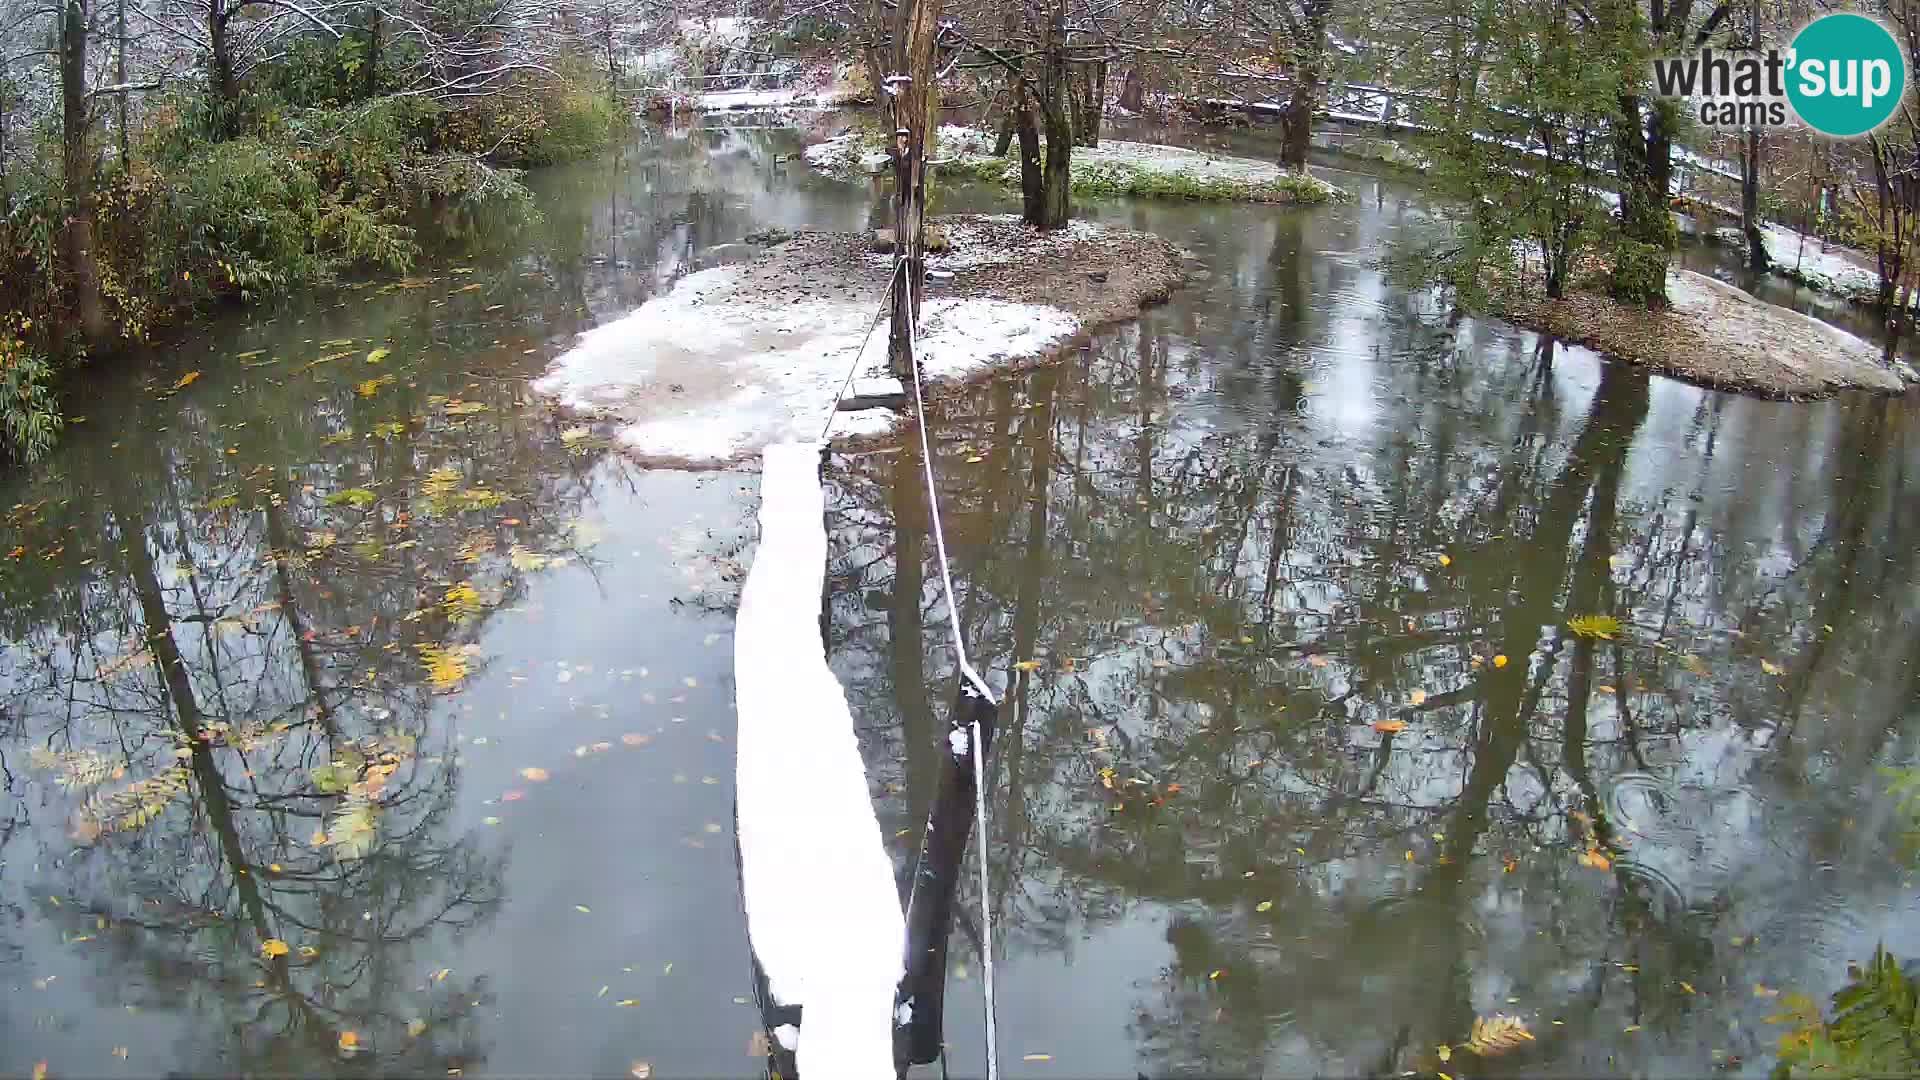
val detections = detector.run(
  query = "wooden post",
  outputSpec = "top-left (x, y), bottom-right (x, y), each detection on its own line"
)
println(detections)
top-left (886, 0), bottom-right (942, 382)
top-left (893, 682), bottom-right (998, 1074)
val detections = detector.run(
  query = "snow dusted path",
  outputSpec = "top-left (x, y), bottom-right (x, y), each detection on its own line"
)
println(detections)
top-left (733, 441), bottom-right (904, 1078)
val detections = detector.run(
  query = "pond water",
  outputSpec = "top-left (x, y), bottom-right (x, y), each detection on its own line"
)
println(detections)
top-left (3, 121), bottom-right (1919, 1079)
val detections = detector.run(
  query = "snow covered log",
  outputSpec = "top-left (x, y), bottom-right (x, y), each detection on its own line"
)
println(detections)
top-left (735, 441), bottom-right (905, 1079)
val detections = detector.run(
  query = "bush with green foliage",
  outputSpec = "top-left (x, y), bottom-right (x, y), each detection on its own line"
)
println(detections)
top-left (0, 36), bottom-right (620, 463)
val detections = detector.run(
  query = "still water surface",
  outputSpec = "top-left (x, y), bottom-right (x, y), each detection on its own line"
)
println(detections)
top-left (3, 122), bottom-right (1918, 1078)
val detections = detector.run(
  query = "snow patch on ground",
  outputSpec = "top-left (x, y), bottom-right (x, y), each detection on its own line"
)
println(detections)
top-left (531, 264), bottom-right (1082, 465)
top-left (1753, 223), bottom-right (1891, 304)
top-left (803, 131), bottom-right (889, 172)
top-left (696, 87), bottom-right (821, 111)
top-left (735, 441), bottom-right (904, 1078)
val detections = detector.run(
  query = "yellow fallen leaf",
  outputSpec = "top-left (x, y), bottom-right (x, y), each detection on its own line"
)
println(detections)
top-left (1438, 553), bottom-right (1452, 567)
top-left (1256, 900), bottom-right (1274, 912)
top-left (408, 1018), bottom-right (428, 1037)
top-left (616, 998), bottom-right (641, 1007)
top-left (1761, 659), bottom-right (1782, 676)
top-left (1410, 689), bottom-right (1428, 706)
top-left (173, 371), bottom-right (201, 390)
top-left (1437, 1045), bottom-right (1452, 1063)
top-left (1022, 1053), bottom-right (1053, 1062)
top-left (431, 967), bottom-right (452, 982)
top-left (1493, 654), bottom-right (1509, 668)
top-left (520, 767), bottom-right (550, 782)
top-left (1579, 848), bottom-right (1612, 870)
top-left (1680, 981), bottom-right (1697, 995)
top-left (1013, 659), bottom-right (1043, 672)
top-left (367, 347), bottom-right (391, 363)
top-left (339, 1031), bottom-right (359, 1051)
top-left (261, 938), bottom-right (290, 958)
top-left (575, 904), bottom-right (592, 913)
top-left (1372, 719), bottom-right (1407, 734)
top-left (1209, 969), bottom-right (1224, 980)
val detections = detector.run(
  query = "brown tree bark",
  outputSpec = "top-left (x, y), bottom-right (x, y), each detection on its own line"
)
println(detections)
top-left (1277, 0), bottom-right (1332, 171)
top-left (209, 0), bottom-right (240, 138)
top-left (60, 0), bottom-right (105, 344)
top-left (886, 0), bottom-right (943, 379)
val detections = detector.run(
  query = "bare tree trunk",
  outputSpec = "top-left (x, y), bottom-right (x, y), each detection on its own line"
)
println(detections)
top-left (115, 0), bottom-right (128, 164)
top-left (364, 3), bottom-right (383, 99)
top-left (1014, 81), bottom-right (1043, 223)
top-left (1027, 0), bottom-right (1072, 229)
top-left (886, 0), bottom-right (942, 380)
top-left (1278, 0), bottom-right (1331, 171)
top-left (61, 0), bottom-right (105, 344)
top-left (1742, 127), bottom-right (1768, 273)
top-left (1117, 65), bottom-right (1143, 111)
top-left (1068, 59), bottom-right (1102, 147)
top-left (209, 0), bottom-right (239, 138)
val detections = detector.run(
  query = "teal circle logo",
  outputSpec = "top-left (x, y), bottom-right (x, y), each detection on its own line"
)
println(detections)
top-left (1787, 13), bottom-right (1906, 137)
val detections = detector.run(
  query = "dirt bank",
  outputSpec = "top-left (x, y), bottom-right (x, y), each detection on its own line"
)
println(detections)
top-left (1494, 268), bottom-right (1910, 400)
top-left (532, 215), bottom-right (1185, 466)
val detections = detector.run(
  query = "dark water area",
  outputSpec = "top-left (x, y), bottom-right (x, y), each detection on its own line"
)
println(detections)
top-left (3, 120), bottom-right (1918, 1078)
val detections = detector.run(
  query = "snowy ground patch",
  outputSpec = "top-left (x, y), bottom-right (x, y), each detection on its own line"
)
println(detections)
top-left (531, 264), bottom-right (1079, 465)
top-left (1495, 266), bottom-right (1908, 399)
top-left (806, 124), bottom-right (1349, 203)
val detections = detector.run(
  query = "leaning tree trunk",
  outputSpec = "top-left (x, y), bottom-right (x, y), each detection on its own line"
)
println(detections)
top-left (60, 0), bottom-right (104, 344)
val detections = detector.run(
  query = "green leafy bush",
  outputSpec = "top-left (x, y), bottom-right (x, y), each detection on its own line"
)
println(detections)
top-left (0, 317), bottom-right (63, 463)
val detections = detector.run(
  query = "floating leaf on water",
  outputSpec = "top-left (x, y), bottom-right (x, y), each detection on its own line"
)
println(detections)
top-left (1464, 1015), bottom-right (1534, 1056)
top-left (509, 546), bottom-right (550, 572)
top-left (621, 733), bottom-right (652, 747)
top-left (1209, 969), bottom-right (1224, 980)
top-left (367, 348), bottom-right (391, 364)
top-left (338, 1031), bottom-right (359, 1051)
top-left (1579, 847), bottom-right (1612, 870)
top-left (444, 399), bottom-right (487, 415)
top-left (431, 967), bottom-right (452, 982)
top-left (1372, 719), bottom-right (1407, 734)
top-left (1013, 660), bottom-right (1043, 672)
top-left (1437, 553), bottom-right (1452, 567)
top-left (173, 371), bottom-right (200, 390)
top-left (311, 762), bottom-right (355, 794)
top-left (327, 797), bottom-right (379, 861)
top-left (1437, 1045), bottom-right (1452, 1063)
top-left (520, 767), bottom-right (550, 782)
top-left (1256, 900), bottom-right (1274, 913)
top-left (575, 904), bottom-right (592, 914)
top-left (1022, 1053), bottom-right (1053, 1062)
top-left (1760, 659), bottom-right (1782, 676)
top-left (1493, 654), bottom-right (1509, 668)
top-left (418, 644), bottom-right (470, 691)
top-left (483, 816), bottom-right (502, 825)
top-left (262, 938), bottom-right (291, 958)
top-left (1567, 614), bottom-right (1623, 640)
top-left (407, 1018), bottom-right (427, 1038)
top-left (615, 998), bottom-right (641, 1007)
top-left (1410, 690), bottom-right (1428, 706)
top-left (299, 945), bottom-right (319, 958)
top-left (356, 376), bottom-right (393, 397)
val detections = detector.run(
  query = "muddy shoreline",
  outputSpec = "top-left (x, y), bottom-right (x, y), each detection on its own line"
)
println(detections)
top-left (1492, 268), bottom-right (1909, 401)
